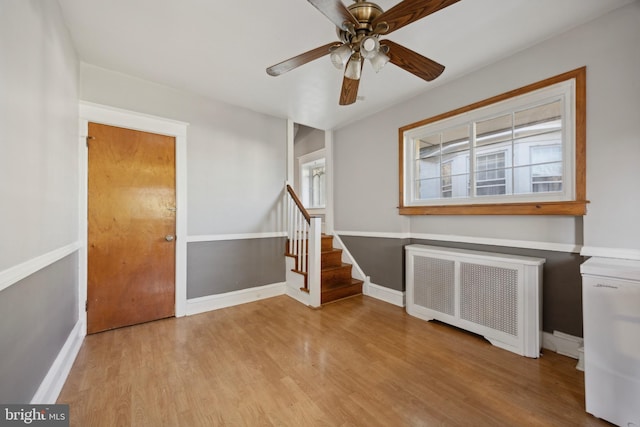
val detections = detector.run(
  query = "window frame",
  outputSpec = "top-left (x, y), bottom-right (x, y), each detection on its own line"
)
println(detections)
top-left (398, 67), bottom-right (587, 216)
top-left (298, 149), bottom-right (326, 212)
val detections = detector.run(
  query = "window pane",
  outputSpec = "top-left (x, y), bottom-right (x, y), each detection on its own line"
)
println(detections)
top-left (476, 114), bottom-right (513, 147)
top-left (415, 126), bottom-right (470, 198)
top-left (416, 157), bottom-right (440, 180)
top-left (442, 125), bottom-right (470, 147)
top-left (416, 177), bottom-right (442, 200)
top-left (531, 145), bottom-right (563, 193)
top-left (416, 134), bottom-right (441, 159)
top-left (514, 101), bottom-right (562, 140)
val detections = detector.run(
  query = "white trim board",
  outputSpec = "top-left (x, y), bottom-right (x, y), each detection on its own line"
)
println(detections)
top-left (79, 102), bottom-right (190, 322)
top-left (186, 282), bottom-right (286, 316)
top-left (187, 232), bottom-right (287, 243)
top-left (31, 319), bottom-right (84, 404)
top-left (0, 242), bottom-right (81, 293)
top-left (581, 246), bottom-right (640, 261)
top-left (364, 281), bottom-right (406, 307)
top-left (541, 330), bottom-right (583, 360)
top-left (335, 230), bottom-right (581, 253)
top-left (336, 230), bottom-right (411, 240)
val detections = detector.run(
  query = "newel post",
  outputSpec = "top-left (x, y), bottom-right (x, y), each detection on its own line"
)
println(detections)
top-left (308, 217), bottom-right (322, 308)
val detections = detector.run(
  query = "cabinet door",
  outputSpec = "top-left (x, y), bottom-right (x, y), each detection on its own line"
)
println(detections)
top-left (582, 275), bottom-right (640, 426)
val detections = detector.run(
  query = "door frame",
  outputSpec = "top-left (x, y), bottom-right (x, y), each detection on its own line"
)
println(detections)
top-left (78, 101), bottom-right (189, 335)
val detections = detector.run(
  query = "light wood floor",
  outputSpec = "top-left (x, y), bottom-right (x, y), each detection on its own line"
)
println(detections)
top-left (58, 295), bottom-right (610, 426)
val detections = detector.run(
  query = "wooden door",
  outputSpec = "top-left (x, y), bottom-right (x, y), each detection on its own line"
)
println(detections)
top-left (87, 122), bottom-right (176, 334)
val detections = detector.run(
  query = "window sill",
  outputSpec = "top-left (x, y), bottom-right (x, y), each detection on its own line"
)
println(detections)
top-left (398, 200), bottom-right (588, 216)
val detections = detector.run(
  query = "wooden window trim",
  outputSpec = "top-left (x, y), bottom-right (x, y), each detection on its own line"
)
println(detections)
top-left (398, 67), bottom-right (588, 216)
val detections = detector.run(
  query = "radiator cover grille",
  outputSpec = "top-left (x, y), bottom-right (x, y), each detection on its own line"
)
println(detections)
top-left (406, 245), bottom-right (544, 358)
top-left (414, 256), bottom-right (455, 316)
top-left (460, 262), bottom-right (518, 336)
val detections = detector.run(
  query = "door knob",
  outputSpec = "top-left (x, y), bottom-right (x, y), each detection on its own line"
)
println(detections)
top-left (165, 235), bottom-right (175, 242)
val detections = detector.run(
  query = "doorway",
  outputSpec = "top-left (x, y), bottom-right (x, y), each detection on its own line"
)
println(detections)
top-left (79, 103), bottom-right (188, 334)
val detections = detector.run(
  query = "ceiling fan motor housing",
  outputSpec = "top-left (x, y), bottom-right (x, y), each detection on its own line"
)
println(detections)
top-left (337, 0), bottom-right (384, 45)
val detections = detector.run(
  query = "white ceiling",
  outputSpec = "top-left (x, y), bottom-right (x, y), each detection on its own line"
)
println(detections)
top-left (57, 0), bottom-right (634, 130)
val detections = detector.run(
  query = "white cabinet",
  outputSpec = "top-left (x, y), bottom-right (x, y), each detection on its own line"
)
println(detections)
top-left (581, 257), bottom-right (640, 427)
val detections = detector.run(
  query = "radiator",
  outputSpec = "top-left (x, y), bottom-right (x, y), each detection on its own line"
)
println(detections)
top-left (405, 244), bottom-right (545, 358)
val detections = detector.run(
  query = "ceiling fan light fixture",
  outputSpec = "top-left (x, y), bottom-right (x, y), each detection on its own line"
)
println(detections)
top-left (344, 52), bottom-right (362, 80)
top-left (360, 36), bottom-right (380, 59)
top-left (368, 50), bottom-right (390, 73)
top-left (330, 44), bottom-right (352, 69)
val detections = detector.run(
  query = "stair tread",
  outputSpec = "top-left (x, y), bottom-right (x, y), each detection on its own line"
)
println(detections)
top-left (321, 262), bottom-right (352, 271)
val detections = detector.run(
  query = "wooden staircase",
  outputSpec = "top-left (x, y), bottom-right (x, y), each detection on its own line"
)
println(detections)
top-left (287, 234), bottom-right (363, 304)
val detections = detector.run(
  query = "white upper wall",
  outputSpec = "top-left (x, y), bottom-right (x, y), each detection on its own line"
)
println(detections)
top-left (334, 2), bottom-right (640, 254)
top-left (0, 0), bottom-right (80, 271)
top-left (79, 64), bottom-right (288, 236)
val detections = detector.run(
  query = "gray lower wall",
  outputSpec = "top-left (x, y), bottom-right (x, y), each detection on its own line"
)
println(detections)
top-left (187, 238), bottom-right (286, 299)
top-left (339, 236), bottom-right (410, 292)
top-left (0, 254), bottom-right (79, 403)
top-left (340, 235), bottom-right (584, 337)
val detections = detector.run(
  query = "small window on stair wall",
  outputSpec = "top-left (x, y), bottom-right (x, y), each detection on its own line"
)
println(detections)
top-left (301, 157), bottom-right (326, 210)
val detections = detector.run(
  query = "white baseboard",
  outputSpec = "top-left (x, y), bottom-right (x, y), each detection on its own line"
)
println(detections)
top-left (31, 319), bottom-right (85, 404)
top-left (285, 284), bottom-right (310, 306)
top-left (542, 330), bottom-right (583, 360)
top-left (185, 282), bottom-right (286, 316)
top-left (364, 281), bottom-right (406, 307)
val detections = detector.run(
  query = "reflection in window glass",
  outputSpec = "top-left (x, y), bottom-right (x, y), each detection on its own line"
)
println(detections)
top-left (531, 145), bottom-right (563, 193)
top-left (476, 152), bottom-right (506, 196)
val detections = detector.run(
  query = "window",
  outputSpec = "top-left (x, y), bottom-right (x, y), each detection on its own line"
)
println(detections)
top-left (476, 152), bottom-right (506, 196)
top-left (300, 157), bottom-right (326, 209)
top-left (399, 67), bottom-right (586, 215)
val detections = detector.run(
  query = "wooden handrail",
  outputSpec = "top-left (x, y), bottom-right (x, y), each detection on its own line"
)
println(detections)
top-left (286, 184), bottom-right (311, 223)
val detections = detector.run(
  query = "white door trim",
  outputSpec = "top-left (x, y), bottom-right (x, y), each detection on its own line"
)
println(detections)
top-left (78, 101), bottom-right (189, 335)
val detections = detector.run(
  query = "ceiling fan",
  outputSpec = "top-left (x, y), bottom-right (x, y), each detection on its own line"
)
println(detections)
top-left (266, 0), bottom-right (460, 105)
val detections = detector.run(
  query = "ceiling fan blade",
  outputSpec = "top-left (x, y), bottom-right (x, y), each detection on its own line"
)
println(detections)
top-left (307, 0), bottom-right (358, 33)
top-left (380, 40), bottom-right (444, 81)
top-left (339, 75), bottom-right (360, 105)
top-left (266, 42), bottom-right (340, 76)
top-left (372, 0), bottom-right (461, 35)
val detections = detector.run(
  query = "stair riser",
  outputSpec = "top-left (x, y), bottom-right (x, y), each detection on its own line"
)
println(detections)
top-left (322, 250), bottom-right (342, 268)
top-left (322, 266), bottom-right (353, 285)
top-left (321, 282), bottom-right (363, 304)
top-left (321, 236), bottom-right (333, 252)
